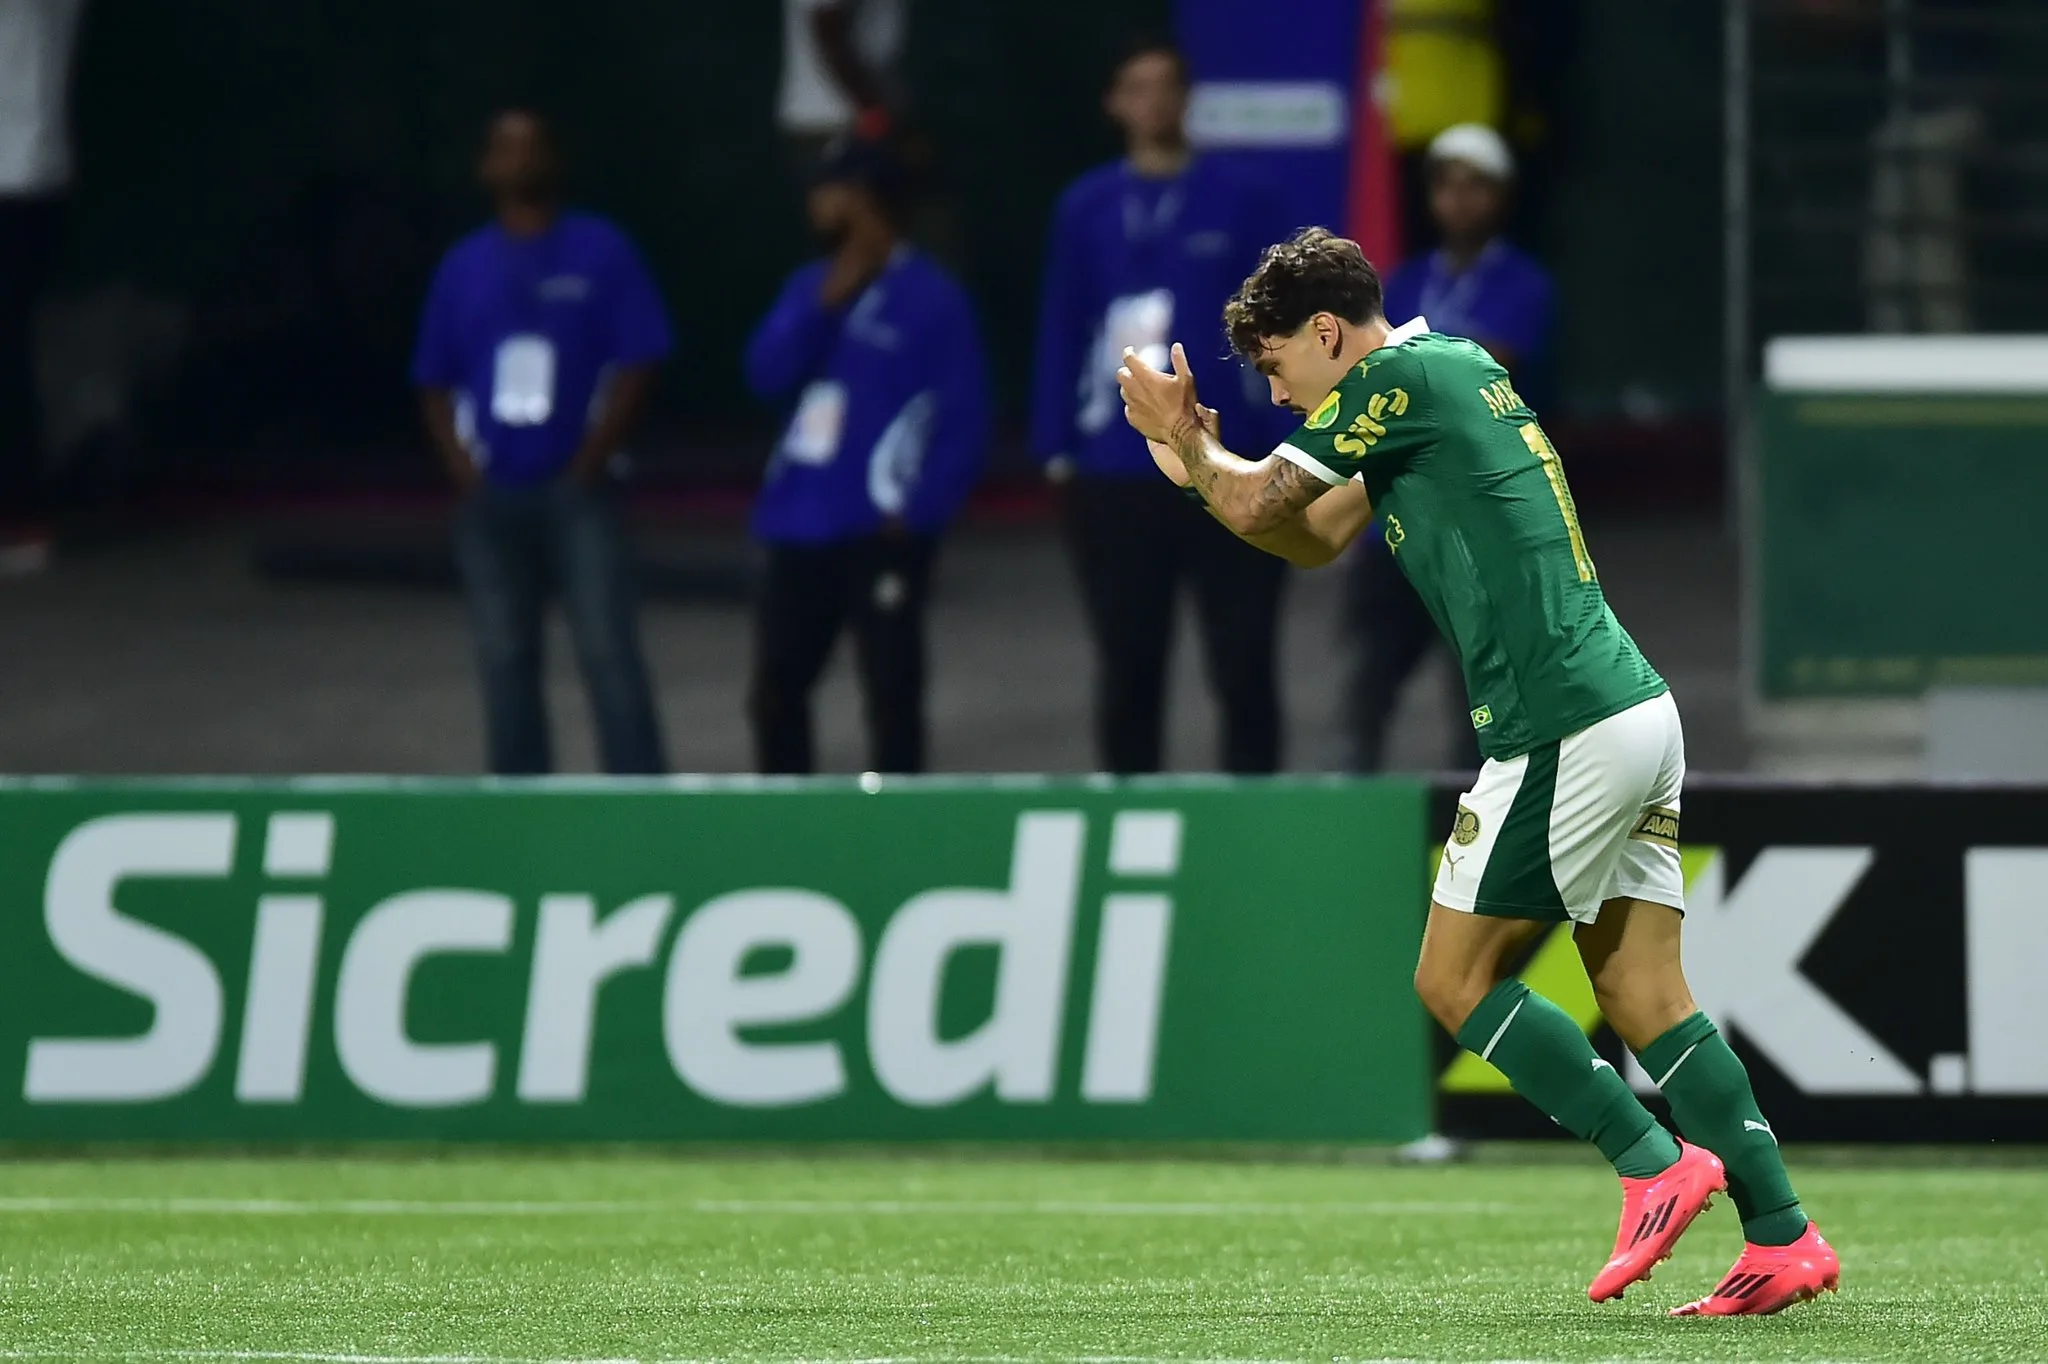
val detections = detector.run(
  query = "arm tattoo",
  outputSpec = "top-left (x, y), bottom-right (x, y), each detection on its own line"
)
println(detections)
top-left (1171, 414), bottom-right (1327, 534)
top-left (1247, 458), bottom-right (1329, 528)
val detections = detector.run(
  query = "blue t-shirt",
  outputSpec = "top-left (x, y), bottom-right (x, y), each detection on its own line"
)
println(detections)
top-left (1382, 238), bottom-right (1553, 404)
top-left (412, 212), bottom-right (674, 485)
top-left (743, 248), bottom-right (990, 545)
top-left (1029, 156), bottom-right (1298, 479)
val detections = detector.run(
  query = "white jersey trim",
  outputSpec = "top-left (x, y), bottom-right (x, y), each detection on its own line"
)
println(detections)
top-left (1274, 441), bottom-right (1348, 487)
top-left (1385, 314), bottom-right (1431, 345)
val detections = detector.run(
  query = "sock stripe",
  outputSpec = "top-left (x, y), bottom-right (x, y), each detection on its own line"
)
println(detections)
top-left (1653, 1041), bottom-right (1701, 1089)
top-left (1462, 983), bottom-right (1668, 1178)
top-left (1644, 1016), bottom-right (1807, 1243)
top-left (1478, 995), bottom-right (1528, 1062)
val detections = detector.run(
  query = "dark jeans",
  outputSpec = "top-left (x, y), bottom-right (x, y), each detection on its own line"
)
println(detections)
top-left (1065, 477), bottom-right (1289, 774)
top-left (749, 533), bottom-right (937, 775)
top-left (0, 196), bottom-right (62, 528)
top-left (1343, 537), bottom-right (1481, 773)
top-left (452, 480), bottom-right (666, 775)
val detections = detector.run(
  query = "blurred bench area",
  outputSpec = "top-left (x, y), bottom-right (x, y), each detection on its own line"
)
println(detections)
top-left (9, 1), bottom-right (2048, 780)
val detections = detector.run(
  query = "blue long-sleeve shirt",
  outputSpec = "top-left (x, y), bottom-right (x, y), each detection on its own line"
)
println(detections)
top-left (1029, 156), bottom-right (1296, 479)
top-left (745, 247), bottom-right (990, 544)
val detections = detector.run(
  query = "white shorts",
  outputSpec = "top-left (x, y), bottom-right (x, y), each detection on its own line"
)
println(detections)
top-left (1432, 691), bottom-right (1685, 925)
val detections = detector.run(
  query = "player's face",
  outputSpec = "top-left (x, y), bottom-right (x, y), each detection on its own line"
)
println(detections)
top-left (1252, 316), bottom-right (1351, 416)
top-left (480, 113), bottom-right (558, 201)
top-left (1106, 52), bottom-right (1188, 146)
top-left (1429, 161), bottom-right (1506, 245)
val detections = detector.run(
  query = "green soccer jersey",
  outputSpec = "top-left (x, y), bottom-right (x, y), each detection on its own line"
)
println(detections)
top-left (1277, 320), bottom-right (1666, 760)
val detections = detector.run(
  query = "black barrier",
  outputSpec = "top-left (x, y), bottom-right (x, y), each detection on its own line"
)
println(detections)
top-left (1430, 781), bottom-right (2048, 1143)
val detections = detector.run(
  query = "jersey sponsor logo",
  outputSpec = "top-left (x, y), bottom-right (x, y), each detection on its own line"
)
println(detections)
top-left (1632, 805), bottom-right (1680, 848)
top-left (1332, 413), bottom-right (1385, 457)
top-left (1331, 391), bottom-right (1409, 457)
top-left (1382, 515), bottom-right (1405, 552)
top-left (1451, 806), bottom-right (1482, 847)
top-left (1305, 391), bottom-right (1342, 430)
top-left (1470, 705), bottom-right (1494, 730)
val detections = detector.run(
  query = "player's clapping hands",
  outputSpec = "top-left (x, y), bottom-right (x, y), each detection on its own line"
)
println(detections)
top-left (1117, 342), bottom-right (1201, 444)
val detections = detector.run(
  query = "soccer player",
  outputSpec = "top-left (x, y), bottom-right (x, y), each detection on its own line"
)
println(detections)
top-left (1115, 227), bottom-right (1840, 1317)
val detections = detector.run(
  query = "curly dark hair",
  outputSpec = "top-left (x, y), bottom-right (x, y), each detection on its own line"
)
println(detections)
top-left (1224, 227), bottom-right (1385, 360)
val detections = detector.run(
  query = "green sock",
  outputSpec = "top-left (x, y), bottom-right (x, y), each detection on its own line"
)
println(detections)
top-left (1455, 980), bottom-right (1680, 1179)
top-left (1637, 1012), bottom-right (1808, 1246)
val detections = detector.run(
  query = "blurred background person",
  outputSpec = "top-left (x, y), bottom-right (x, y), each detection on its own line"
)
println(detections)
top-left (777, 0), bottom-right (957, 269)
top-left (778, 0), bottom-right (906, 169)
top-left (1030, 39), bottom-right (1295, 775)
top-left (1382, 0), bottom-right (1507, 256)
top-left (1388, 125), bottom-right (1552, 382)
top-left (1344, 123), bottom-right (1552, 773)
top-left (412, 109), bottom-right (672, 776)
top-left (0, 0), bottom-right (86, 576)
top-left (743, 138), bottom-right (988, 776)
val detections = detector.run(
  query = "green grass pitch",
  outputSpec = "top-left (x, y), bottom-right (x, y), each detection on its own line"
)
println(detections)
top-left (2, 1150), bottom-right (2044, 1363)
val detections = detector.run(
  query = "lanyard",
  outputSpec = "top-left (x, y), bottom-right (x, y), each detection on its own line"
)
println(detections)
top-left (1122, 183), bottom-right (1185, 244)
top-left (1418, 239), bottom-right (1503, 334)
top-left (1120, 164), bottom-right (1187, 282)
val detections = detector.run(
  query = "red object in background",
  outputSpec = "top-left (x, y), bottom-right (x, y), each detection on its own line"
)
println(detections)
top-left (854, 106), bottom-right (893, 142)
top-left (1345, 0), bottom-right (1402, 270)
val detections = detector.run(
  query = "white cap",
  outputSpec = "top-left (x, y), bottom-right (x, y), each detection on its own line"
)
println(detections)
top-left (1426, 123), bottom-right (1514, 181)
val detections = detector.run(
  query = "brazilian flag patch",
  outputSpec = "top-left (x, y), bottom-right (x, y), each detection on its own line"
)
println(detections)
top-left (1305, 391), bottom-right (1342, 430)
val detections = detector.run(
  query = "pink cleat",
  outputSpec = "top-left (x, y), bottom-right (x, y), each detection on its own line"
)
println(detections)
top-left (1671, 1222), bottom-right (1840, 1316)
top-left (1588, 1139), bottom-right (1726, 1303)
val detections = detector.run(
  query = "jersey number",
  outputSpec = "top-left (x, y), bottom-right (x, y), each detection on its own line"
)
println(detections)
top-left (1520, 422), bottom-right (1596, 582)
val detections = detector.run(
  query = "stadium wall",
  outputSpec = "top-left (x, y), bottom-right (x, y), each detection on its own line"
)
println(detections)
top-left (6, 778), bottom-right (2040, 1145)
top-left (0, 778), bottom-right (1429, 1144)
top-left (1431, 780), bottom-right (2048, 1144)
